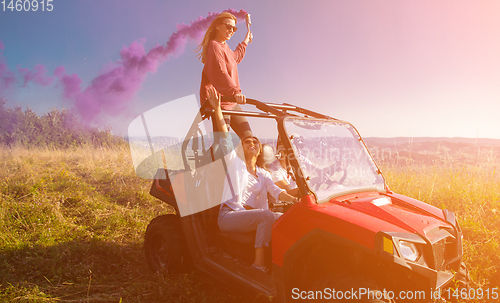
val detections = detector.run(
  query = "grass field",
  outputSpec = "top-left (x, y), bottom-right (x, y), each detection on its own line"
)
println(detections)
top-left (383, 162), bottom-right (500, 291)
top-left (0, 146), bottom-right (498, 302)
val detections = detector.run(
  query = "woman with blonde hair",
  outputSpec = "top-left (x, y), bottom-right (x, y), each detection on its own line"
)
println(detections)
top-left (197, 11), bottom-right (253, 139)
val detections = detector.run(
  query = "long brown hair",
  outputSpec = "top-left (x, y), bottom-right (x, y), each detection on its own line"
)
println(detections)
top-left (196, 12), bottom-right (237, 64)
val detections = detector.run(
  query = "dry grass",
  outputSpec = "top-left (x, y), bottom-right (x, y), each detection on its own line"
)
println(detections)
top-left (383, 162), bottom-right (500, 293)
top-left (1, 145), bottom-right (498, 302)
top-left (0, 145), bottom-right (243, 302)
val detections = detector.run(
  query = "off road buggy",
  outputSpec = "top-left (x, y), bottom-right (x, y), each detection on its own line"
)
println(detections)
top-left (130, 96), bottom-right (469, 302)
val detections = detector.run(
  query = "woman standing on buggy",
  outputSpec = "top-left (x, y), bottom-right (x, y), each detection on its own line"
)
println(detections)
top-left (197, 11), bottom-right (253, 140)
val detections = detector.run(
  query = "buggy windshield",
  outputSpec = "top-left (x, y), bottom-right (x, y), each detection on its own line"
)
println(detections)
top-left (284, 118), bottom-right (386, 202)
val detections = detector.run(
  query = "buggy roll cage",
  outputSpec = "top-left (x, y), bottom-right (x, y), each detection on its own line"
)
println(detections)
top-left (179, 97), bottom-right (342, 198)
top-left (179, 96), bottom-right (386, 200)
top-left (181, 97), bottom-right (339, 168)
top-left (208, 97), bottom-right (337, 121)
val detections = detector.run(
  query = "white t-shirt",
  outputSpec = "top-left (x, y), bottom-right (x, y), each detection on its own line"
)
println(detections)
top-left (219, 136), bottom-right (284, 211)
top-left (244, 167), bottom-right (284, 210)
top-left (268, 160), bottom-right (296, 189)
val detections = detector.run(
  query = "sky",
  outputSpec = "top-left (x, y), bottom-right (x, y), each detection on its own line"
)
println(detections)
top-left (1, 0), bottom-right (499, 139)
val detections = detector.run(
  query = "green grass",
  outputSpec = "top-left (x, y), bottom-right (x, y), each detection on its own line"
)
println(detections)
top-left (0, 146), bottom-right (245, 302)
top-left (1, 146), bottom-right (498, 302)
top-left (383, 162), bottom-right (500, 293)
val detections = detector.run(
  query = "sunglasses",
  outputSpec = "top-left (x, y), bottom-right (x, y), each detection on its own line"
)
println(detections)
top-left (221, 23), bottom-right (238, 32)
top-left (243, 138), bottom-right (260, 146)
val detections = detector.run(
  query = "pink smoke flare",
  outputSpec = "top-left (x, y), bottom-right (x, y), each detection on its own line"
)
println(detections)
top-left (0, 41), bottom-right (16, 91)
top-left (54, 66), bottom-right (82, 101)
top-left (18, 64), bottom-right (54, 87)
top-left (55, 8), bottom-right (248, 125)
top-left (0, 40), bottom-right (55, 92)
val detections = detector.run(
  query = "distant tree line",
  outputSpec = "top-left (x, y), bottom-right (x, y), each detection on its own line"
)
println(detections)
top-left (0, 99), bottom-right (126, 148)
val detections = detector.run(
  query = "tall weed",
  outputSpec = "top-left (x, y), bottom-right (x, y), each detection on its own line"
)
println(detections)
top-left (383, 161), bottom-right (500, 291)
top-left (1, 145), bottom-right (498, 302)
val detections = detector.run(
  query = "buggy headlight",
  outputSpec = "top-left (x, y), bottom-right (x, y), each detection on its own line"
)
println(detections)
top-left (399, 241), bottom-right (420, 262)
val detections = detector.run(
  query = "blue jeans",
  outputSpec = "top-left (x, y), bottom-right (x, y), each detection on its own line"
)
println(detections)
top-left (218, 206), bottom-right (277, 248)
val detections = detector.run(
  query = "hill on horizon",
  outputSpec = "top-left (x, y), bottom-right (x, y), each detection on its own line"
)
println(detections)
top-left (364, 137), bottom-right (500, 166)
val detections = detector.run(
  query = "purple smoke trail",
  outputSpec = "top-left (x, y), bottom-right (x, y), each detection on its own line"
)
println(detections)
top-left (0, 42), bottom-right (16, 92)
top-left (18, 64), bottom-right (54, 87)
top-left (55, 8), bottom-right (248, 125)
top-left (0, 41), bottom-right (55, 92)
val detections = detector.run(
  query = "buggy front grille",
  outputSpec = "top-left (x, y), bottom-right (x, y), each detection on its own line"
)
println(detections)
top-left (432, 238), bottom-right (446, 271)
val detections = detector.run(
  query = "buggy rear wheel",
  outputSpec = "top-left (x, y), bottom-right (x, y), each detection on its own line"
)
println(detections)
top-left (144, 214), bottom-right (190, 275)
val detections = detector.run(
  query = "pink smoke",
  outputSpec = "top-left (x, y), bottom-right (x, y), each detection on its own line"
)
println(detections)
top-left (0, 65), bottom-right (16, 92)
top-left (0, 42), bottom-right (15, 91)
top-left (54, 66), bottom-right (81, 100)
top-left (55, 8), bottom-right (248, 125)
top-left (18, 64), bottom-right (54, 87)
top-left (0, 41), bottom-right (54, 92)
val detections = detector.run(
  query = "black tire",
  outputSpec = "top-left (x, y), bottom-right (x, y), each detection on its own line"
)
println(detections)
top-left (309, 274), bottom-right (395, 303)
top-left (448, 263), bottom-right (470, 303)
top-left (144, 214), bottom-right (190, 275)
top-left (456, 262), bottom-right (470, 289)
